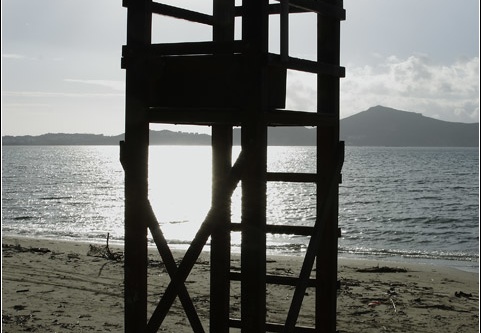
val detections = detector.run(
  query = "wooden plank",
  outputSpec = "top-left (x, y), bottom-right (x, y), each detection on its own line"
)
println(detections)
top-left (151, 2), bottom-right (213, 25)
top-left (265, 110), bottom-right (337, 126)
top-left (268, 53), bottom-right (345, 77)
top-left (236, 0), bottom-right (346, 19)
top-left (234, 4), bottom-right (308, 17)
top-left (266, 172), bottom-right (317, 183)
top-left (230, 272), bottom-right (316, 287)
top-left (147, 40), bottom-right (245, 55)
top-left (266, 224), bottom-right (313, 236)
top-left (148, 107), bottom-right (243, 126)
top-left (229, 319), bottom-right (317, 332)
top-left (231, 223), bottom-right (313, 236)
top-left (266, 322), bottom-right (317, 333)
top-left (148, 108), bottom-right (337, 127)
top-left (122, 41), bottom-right (245, 64)
top-left (278, 0), bottom-right (346, 20)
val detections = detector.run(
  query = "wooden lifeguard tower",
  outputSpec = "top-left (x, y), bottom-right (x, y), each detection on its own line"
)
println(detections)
top-left (121, 0), bottom-right (345, 332)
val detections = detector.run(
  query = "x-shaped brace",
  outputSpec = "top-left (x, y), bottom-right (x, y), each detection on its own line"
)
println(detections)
top-left (145, 150), bottom-right (247, 333)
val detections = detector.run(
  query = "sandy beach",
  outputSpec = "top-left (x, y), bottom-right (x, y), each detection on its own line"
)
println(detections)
top-left (2, 236), bottom-right (478, 332)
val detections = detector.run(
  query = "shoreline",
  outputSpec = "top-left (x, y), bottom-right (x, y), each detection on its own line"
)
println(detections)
top-left (2, 235), bottom-right (479, 332)
top-left (3, 233), bottom-right (479, 273)
top-left (2, 233), bottom-right (480, 275)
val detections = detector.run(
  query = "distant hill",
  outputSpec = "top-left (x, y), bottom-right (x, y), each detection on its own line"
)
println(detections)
top-left (1, 130), bottom-right (211, 146)
top-left (1, 133), bottom-right (122, 146)
top-left (2, 106), bottom-right (478, 147)
top-left (340, 106), bottom-right (479, 147)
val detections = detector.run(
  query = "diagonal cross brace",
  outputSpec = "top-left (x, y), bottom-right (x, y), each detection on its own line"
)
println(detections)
top-left (121, 140), bottom-right (205, 332)
top-left (283, 142), bottom-right (344, 332)
top-left (146, 150), bottom-right (247, 333)
top-left (145, 201), bottom-right (205, 332)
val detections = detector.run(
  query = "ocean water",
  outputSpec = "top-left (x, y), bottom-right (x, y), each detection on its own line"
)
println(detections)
top-left (2, 145), bottom-right (479, 271)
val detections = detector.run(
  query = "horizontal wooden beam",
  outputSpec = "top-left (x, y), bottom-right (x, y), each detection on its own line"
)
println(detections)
top-left (234, 4), bottom-right (307, 17)
top-left (151, 2), bottom-right (213, 25)
top-left (123, 45), bottom-right (344, 77)
top-left (269, 54), bottom-right (345, 77)
top-left (266, 172), bottom-right (318, 183)
top-left (229, 272), bottom-right (316, 287)
top-left (230, 223), bottom-right (314, 236)
top-left (265, 110), bottom-right (337, 127)
top-left (278, 0), bottom-right (345, 20)
top-left (234, 1), bottom-right (344, 18)
top-left (148, 107), bottom-right (243, 126)
top-left (229, 319), bottom-right (316, 332)
top-left (149, 40), bottom-right (245, 55)
top-left (148, 108), bottom-right (338, 127)
top-left (123, 41), bottom-right (245, 58)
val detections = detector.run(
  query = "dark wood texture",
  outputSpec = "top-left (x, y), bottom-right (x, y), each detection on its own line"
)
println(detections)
top-left (123, 1), bottom-right (151, 331)
top-left (210, 1), bottom-right (235, 331)
top-left (122, 1), bottom-right (344, 332)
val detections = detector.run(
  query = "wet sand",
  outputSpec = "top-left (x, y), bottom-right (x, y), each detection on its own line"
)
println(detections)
top-left (2, 236), bottom-right (478, 332)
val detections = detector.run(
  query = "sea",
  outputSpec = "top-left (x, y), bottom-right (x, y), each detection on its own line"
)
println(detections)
top-left (2, 145), bottom-right (479, 272)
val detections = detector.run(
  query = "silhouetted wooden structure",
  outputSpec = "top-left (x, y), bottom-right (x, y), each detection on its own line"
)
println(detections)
top-left (121, 0), bottom-right (344, 332)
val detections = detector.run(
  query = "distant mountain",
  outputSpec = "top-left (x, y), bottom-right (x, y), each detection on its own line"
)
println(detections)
top-left (2, 106), bottom-right (478, 147)
top-left (340, 106), bottom-right (479, 147)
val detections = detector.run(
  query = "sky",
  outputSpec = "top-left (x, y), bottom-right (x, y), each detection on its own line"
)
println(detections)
top-left (1, 0), bottom-right (479, 136)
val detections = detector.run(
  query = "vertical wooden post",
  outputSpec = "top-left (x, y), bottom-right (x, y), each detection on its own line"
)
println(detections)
top-left (280, 0), bottom-right (289, 62)
top-left (241, 1), bottom-right (269, 332)
top-left (316, 1), bottom-right (342, 332)
top-left (123, 0), bottom-right (151, 332)
top-left (241, 122), bottom-right (268, 333)
top-left (210, 126), bottom-right (232, 333)
top-left (210, 2), bottom-right (235, 332)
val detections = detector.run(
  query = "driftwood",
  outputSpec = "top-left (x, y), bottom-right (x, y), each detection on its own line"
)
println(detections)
top-left (2, 243), bottom-right (51, 254)
top-left (87, 233), bottom-right (123, 261)
top-left (87, 233), bottom-right (124, 276)
top-left (389, 297), bottom-right (397, 313)
top-left (356, 265), bottom-right (407, 273)
top-left (88, 233), bottom-right (124, 277)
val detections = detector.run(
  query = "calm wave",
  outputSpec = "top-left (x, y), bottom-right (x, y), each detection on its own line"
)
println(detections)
top-left (2, 145), bottom-right (478, 271)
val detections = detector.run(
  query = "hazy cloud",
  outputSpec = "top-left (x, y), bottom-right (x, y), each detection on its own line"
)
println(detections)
top-left (274, 55), bottom-right (479, 123)
top-left (341, 56), bottom-right (479, 122)
top-left (2, 53), bottom-right (30, 60)
top-left (64, 79), bottom-right (125, 92)
top-left (3, 91), bottom-right (123, 98)
top-left (1, 0), bottom-right (478, 135)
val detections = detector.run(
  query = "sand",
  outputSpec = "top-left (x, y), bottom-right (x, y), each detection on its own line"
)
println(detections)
top-left (1, 236), bottom-right (479, 332)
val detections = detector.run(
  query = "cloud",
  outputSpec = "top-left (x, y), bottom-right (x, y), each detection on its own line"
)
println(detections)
top-left (2, 90), bottom-right (125, 136)
top-left (64, 79), bottom-right (125, 92)
top-left (2, 90), bottom-right (123, 98)
top-left (285, 71), bottom-right (317, 111)
top-left (2, 53), bottom-right (30, 60)
top-left (282, 55), bottom-right (479, 123)
top-left (341, 55), bottom-right (479, 122)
